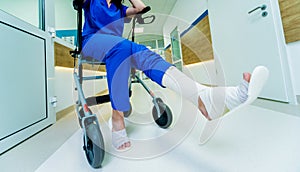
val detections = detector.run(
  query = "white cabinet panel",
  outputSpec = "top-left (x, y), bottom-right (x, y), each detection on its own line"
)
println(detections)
top-left (0, 10), bottom-right (55, 153)
top-left (0, 21), bottom-right (47, 139)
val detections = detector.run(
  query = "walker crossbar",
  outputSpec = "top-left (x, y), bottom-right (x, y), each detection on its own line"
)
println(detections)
top-left (82, 75), bottom-right (105, 80)
top-left (85, 90), bottom-right (132, 106)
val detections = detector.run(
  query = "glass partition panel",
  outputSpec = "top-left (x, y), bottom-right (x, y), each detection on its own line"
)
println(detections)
top-left (140, 40), bottom-right (156, 49)
top-left (170, 27), bottom-right (183, 71)
top-left (157, 39), bottom-right (164, 48)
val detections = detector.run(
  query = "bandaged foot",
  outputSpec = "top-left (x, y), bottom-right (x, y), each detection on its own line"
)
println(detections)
top-left (162, 66), bottom-right (265, 120)
top-left (110, 110), bottom-right (131, 151)
top-left (197, 73), bottom-right (250, 120)
top-left (112, 128), bottom-right (131, 151)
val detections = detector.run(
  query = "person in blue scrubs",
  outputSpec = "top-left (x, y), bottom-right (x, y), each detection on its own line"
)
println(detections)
top-left (81, 0), bottom-right (252, 151)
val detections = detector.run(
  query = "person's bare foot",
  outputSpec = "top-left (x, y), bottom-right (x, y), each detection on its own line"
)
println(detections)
top-left (112, 110), bottom-right (131, 150)
top-left (198, 73), bottom-right (251, 120)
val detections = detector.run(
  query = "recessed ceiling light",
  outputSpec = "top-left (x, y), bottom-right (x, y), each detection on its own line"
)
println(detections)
top-left (134, 27), bottom-right (144, 33)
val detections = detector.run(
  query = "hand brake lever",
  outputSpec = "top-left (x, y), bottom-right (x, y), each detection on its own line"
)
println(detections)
top-left (135, 6), bottom-right (155, 24)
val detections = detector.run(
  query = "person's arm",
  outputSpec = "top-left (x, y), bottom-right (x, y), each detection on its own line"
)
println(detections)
top-left (126, 0), bottom-right (147, 16)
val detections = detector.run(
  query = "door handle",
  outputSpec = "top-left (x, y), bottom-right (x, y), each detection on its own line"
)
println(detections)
top-left (248, 4), bottom-right (267, 14)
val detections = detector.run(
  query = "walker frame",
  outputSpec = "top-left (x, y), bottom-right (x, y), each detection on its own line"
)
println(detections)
top-left (70, 0), bottom-right (173, 168)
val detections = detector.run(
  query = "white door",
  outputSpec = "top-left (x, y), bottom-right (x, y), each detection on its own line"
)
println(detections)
top-left (208, 0), bottom-right (295, 103)
top-left (0, 1), bottom-right (55, 153)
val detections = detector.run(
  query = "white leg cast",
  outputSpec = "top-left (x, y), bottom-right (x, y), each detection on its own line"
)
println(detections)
top-left (162, 66), bottom-right (207, 107)
top-left (162, 66), bottom-right (256, 120)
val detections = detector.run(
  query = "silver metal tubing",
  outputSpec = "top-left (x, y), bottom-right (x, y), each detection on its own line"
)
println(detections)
top-left (81, 60), bottom-right (105, 65)
top-left (82, 75), bottom-right (106, 80)
top-left (73, 72), bottom-right (92, 116)
top-left (135, 74), bottom-right (155, 98)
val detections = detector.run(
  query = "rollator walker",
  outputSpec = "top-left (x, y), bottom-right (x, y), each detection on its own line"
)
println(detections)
top-left (70, 0), bottom-right (173, 168)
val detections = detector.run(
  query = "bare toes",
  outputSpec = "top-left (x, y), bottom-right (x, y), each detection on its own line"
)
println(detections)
top-left (243, 73), bottom-right (251, 83)
top-left (118, 144), bottom-right (125, 150)
top-left (125, 142), bottom-right (131, 147)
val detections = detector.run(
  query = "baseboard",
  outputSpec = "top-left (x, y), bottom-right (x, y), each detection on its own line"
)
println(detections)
top-left (55, 90), bottom-right (109, 121)
top-left (56, 105), bottom-right (76, 121)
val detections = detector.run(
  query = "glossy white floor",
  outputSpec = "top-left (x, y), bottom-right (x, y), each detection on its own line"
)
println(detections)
top-left (1, 82), bottom-right (300, 172)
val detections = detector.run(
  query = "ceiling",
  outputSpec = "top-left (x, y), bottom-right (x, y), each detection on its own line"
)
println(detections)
top-left (123, 0), bottom-right (178, 42)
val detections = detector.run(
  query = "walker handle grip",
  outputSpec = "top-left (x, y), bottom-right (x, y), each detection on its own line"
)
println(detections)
top-left (136, 6), bottom-right (155, 24)
top-left (137, 6), bottom-right (151, 14)
top-left (73, 0), bottom-right (84, 11)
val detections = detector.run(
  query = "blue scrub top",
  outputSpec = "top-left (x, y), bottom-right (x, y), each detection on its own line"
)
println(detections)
top-left (82, 0), bottom-right (128, 39)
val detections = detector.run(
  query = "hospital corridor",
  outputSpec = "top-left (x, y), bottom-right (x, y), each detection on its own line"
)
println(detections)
top-left (1, 0), bottom-right (300, 171)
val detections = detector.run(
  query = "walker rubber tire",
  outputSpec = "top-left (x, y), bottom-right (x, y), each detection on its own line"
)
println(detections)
top-left (83, 122), bottom-right (105, 169)
top-left (123, 103), bottom-right (132, 118)
top-left (152, 98), bottom-right (173, 129)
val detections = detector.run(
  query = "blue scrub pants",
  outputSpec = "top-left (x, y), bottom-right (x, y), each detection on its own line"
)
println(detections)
top-left (82, 34), bottom-right (172, 111)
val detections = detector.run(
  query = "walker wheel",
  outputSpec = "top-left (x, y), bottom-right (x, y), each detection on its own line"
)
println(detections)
top-left (123, 103), bottom-right (132, 118)
top-left (83, 121), bottom-right (105, 168)
top-left (152, 98), bottom-right (173, 129)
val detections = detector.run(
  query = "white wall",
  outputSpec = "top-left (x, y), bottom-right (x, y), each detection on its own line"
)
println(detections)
top-left (286, 41), bottom-right (300, 96)
top-left (183, 60), bottom-right (217, 85)
top-left (0, 0), bottom-right (39, 27)
top-left (54, 0), bottom-right (77, 30)
top-left (0, 0), bottom-right (72, 30)
top-left (55, 67), bottom-right (108, 112)
top-left (163, 0), bottom-right (300, 100)
top-left (162, 0), bottom-right (217, 85)
top-left (163, 0), bottom-right (208, 47)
